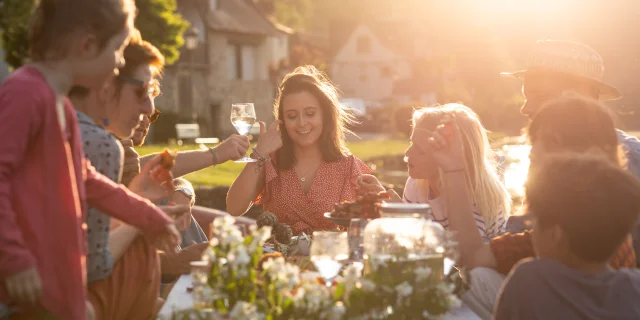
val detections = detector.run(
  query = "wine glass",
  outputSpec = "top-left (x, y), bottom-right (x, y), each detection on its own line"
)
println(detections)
top-left (310, 231), bottom-right (349, 287)
top-left (230, 103), bottom-right (257, 163)
top-left (348, 219), bottom-right (370, 260)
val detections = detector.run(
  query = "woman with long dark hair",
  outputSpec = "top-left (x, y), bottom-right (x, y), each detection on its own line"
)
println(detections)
top-left (227, 65), bottom-right (371, 235)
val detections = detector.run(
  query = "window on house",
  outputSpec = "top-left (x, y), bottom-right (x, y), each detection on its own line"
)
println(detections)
top-left (356, 36), bottom-right (371, 54)
top-left (226, 45), bottom-right (238, 80)
top-left (241, 46), bottom-right (256, 81)
top-left (227, 44), bottom-right (256, 80)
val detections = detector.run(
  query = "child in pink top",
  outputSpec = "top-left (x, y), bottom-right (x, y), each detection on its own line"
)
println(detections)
top-left (0, 1), bottom-right (183, 319)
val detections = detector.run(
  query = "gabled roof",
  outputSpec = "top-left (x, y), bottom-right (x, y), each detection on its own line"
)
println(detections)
top-left (329, 20), bottom-right (415, 59)
top-left (204, 0), bottom-right (281, 36)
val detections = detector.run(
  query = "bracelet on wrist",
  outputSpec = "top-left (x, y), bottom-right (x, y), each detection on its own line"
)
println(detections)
top-left (250, 147), bottom-right (270, 163)
top-left (208, 147), bottom-right (218, 166)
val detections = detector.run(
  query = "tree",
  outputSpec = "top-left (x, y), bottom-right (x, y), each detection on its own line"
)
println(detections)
top-left (253, 0), bottom-right (312, 30)
top-left (0, 0), bottom-right (188, 69)
top-left (134, 0), bottom-right (188, 65)
top-left (0, 0), bottom-right (35, 69)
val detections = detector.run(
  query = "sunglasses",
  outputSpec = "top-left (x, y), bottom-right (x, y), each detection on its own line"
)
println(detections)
top-left (118, 75), bottom-right (160, 100)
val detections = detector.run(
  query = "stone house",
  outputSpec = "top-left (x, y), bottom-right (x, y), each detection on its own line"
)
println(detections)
top-left (329, 20), bottom-right (440, 106)
top-left (155, 0), bottom-right (289, 138)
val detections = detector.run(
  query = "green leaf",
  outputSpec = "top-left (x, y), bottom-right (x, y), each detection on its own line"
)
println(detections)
top-left (333, 283), bottom-right (345, 300)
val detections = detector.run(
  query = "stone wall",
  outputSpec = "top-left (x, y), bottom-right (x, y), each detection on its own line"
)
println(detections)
top-left (155, 32), bottom-right (276, 138)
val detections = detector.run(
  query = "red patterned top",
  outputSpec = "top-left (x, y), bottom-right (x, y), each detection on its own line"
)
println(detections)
top-left (256, 155), bottom-right (372, 235)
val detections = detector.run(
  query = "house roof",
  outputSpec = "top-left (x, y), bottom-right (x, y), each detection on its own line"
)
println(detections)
top-left (204, 0), bottom-right (282, 36)
top-left (329, 20), bottom-right (415, 59)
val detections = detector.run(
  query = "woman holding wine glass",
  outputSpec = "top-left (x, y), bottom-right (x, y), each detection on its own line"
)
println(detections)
top-left (227, 65), bottom-right (372, 235)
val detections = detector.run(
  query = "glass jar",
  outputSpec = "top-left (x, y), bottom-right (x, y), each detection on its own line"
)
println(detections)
top-left (362, 203), bottom-right (454, 281)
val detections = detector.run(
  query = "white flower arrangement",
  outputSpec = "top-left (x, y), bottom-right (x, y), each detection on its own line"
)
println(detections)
top-left (170, 215), bottom-right (464, 320)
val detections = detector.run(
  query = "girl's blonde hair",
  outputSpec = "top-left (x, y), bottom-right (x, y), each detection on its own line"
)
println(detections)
top-left (412, 103), bottom-right (511, 224)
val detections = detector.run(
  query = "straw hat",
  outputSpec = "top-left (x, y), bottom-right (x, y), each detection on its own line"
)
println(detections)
top-left (501, 40), bottom-right (622, 100)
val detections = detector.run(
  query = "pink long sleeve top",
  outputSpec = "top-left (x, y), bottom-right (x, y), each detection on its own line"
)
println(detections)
top-left (0, 66), bottom-right (172, 319)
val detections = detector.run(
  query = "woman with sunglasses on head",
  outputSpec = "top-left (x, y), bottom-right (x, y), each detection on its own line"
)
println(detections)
top-left (69, 32), bottom-right (188, 320)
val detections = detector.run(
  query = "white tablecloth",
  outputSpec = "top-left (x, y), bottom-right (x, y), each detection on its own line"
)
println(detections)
top-left (158, 275), bottom-right (480, 319)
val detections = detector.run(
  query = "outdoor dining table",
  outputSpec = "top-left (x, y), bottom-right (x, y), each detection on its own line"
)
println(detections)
top-left (158, 274), bottom-right (481, 319)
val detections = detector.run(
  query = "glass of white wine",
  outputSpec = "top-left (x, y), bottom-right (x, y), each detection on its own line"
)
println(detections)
top-left (230, 103), bottom-right (257, 163)
top-left (310, 231), bottom-right (349, 287)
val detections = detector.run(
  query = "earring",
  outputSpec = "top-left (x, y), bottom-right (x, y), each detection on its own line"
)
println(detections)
top-left (102, 118), bottom-right (110, 126)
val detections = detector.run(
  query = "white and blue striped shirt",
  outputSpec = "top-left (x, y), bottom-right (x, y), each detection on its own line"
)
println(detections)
top-left (402, 177), bottom-right (506, 241)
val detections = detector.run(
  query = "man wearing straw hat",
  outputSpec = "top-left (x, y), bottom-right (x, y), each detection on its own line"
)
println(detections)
top-left (457, 40), bottom-right (640, 320)
top-left (500, 39), bottom-right (640, 248)
top-left (501, 40), bottom-right (640, 178)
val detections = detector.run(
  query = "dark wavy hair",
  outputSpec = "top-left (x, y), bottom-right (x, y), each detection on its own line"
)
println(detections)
top-left (527, 93), bottom-right (625, 168)
top-left (526, 153), bottom-right (640, 263)
top-left (274, 65), bottom-right (355, 170)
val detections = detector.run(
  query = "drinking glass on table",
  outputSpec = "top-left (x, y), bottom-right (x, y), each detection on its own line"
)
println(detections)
top-left (310, 231), bottom-right (349, 287)
top-left (230, 103), bottom-right (257, 163)
top-left (190, 261), bottom-right (213, 309)
top-left (348, 219), bottom-right (370, 260)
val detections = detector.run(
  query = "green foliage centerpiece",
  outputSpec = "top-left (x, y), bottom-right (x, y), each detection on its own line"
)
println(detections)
top-left (168, 215), bottom-right (463, 320)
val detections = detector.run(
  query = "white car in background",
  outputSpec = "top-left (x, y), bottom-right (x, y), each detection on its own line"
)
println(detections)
top-left (340, 98), bottom-right (367, 117)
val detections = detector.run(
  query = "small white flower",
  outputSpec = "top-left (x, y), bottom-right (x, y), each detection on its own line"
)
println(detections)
top-left (249, 224), bottom-right (258, 234)
top-left (254, 226), bottom-right (272, 245)
top-left (221, 228), bottom-right (244, 247)
top-left (209, 237), bottom-right (219, 247)
top-left (262, 256), bottom-right (276, 272)
top-left (414, 267), bottom-right (432, 282)
top-left (201, 247), bottom-right (217, 262)
top-left (227, 251), bottom-right (236, 264)
top-left (447, 294), bottom-right (462, 309)
top-left (328, 302), bottom-right (346, 319)
top-left (229, 301), bottom-right (264, 320)
top-left (234, 245), bottom-right (251, 266)
top-left (395, 281), bottom-right (413, 297)
top-left (284, 264), bottom-right (300, 289)
top-left (436, 282), bottom-right (456, 294)
top-left (357, 279), bottom-right (376, 292)
top-left (263, 257), bottom-right (286, 275)
top-left (222, 214), bottom-right (236, 226)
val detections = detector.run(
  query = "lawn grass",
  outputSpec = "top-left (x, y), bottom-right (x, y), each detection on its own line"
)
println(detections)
top-left (137, 139), bottom-right (410, 187)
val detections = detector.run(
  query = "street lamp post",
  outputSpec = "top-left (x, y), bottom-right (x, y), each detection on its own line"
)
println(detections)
top-left (183, 26), bottom-right (199, 122)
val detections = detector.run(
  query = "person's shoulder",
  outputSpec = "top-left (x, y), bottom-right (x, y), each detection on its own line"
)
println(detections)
top-left (347, 154), bottom-right (373, 173)
top-left (505, 258), bottom-right (557, 285)
top-left (614, 267), bottom-right (640, 283)
top-left (79, 123), bottom-right (121, 157)
top-left (1, 66), bottom-right (48, 93)
top-left (617, 129), bottom-right (640, 149)
top-left (0, 66), bottom-right (51, 103)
